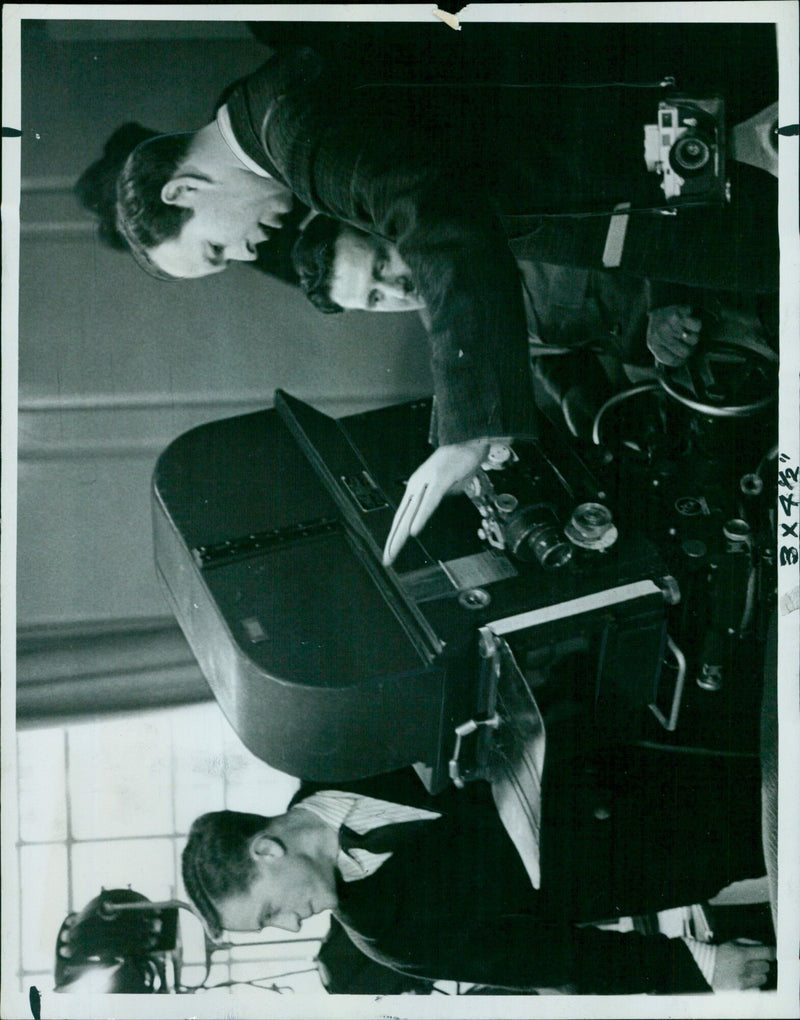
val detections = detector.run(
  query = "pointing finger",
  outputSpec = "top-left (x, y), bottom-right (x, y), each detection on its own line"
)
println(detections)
top-left (383, 494), bottom-right (415, 566)
top-left (406, 483), bottom-right (430, 536)
top-left (411, 482), bottom-right (449, 541)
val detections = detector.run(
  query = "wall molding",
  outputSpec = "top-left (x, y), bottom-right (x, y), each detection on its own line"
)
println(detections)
top-left (16, 616), bottom-right (212, 727)
top-left (21, 221), bottom-right (97, 239)
top-left (21, 176), bottom-right (77, 192)
top-left (20, 184), bottom-right (100, 240)
top-left (17, 391), bottom-right (426, 459)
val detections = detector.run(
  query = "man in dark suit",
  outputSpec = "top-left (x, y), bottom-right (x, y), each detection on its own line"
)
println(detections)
top-left (109, 46), bottom-right (777, 564)
top-left (181, 746), bottom-right (773, 995)
top-left (288, 212), bottom-right (733, 367)
top-left (289, 214), bottom-right (778, 513)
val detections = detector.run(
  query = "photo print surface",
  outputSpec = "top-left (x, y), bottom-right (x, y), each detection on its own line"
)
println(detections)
top-left (2, 5), bottom-right (798, 1019)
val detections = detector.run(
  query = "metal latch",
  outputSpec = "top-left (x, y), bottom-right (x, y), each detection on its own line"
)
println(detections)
top-left (448, 626), bottom-right (503, 788)
top-left (448, 713), bottom-right (501, 789)
top-left (648, 634), bottom-right (687, 731)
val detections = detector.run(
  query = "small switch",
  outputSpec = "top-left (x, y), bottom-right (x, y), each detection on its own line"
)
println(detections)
top-left (241, 617), bottom-right (267, 643)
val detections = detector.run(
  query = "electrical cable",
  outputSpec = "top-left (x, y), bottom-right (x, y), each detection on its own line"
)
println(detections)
top-left (591, 382), bottom-right (661, 446)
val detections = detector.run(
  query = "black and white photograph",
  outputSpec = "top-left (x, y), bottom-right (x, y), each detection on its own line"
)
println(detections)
top-left (1, 4), bottom-right (798, 1018)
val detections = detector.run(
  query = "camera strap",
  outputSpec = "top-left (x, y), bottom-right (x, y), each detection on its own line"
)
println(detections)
top-left (602, 202), bottom-right (632, 268)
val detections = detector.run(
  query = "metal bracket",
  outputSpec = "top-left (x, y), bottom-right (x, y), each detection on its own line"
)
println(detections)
top-left (448, 627), bottom-right (503, 788)
top-left (448, 713), bottom-right (501, 788)
top-left (648, 634), bottom-right (687, 731)
top-left (192, 517), bottom-right (340, 568)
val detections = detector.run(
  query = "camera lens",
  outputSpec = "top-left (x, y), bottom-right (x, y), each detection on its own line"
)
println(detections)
top-left (670, 133), bottom-right (712, 176)
top-left (503, 504), bottom-right (572, 568)
top-left (528, 523), bottom-right (573, 569)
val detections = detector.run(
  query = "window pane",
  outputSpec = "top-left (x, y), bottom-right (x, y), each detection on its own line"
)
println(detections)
top-left (171, 703), bottom-right (226, 833)
top-left (71, 838), bottom-right (175, 909)
top-left (180, 961), bottom-right (231, 991)
top-left (229, 939), bottom-right (322, 963)
top-left (14, 703), bottom-right (311, 1005)
top-left (18, 728), bottom-right (67, 842)
top-left (21, 973), bottom-right (54, 997)
top-left (280, 967), bottom-right (326, 995)
top-left (230, 958), bottom-right (325, 994)
top-left (68, 717), bottom-right (173, 839)
top-left (20, 844), bottom-right (68, 975)
top-left (176, 907), bottom-right (209, 967)
top-left (220, 715), bottom-right (299, 816)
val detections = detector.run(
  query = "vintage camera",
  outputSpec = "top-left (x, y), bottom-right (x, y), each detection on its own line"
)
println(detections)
top-left (643, 97), bottom-right (726, 204)
top-left (464, 451), bottom-right (618, 569)
top-left (464, 465), bottom-right (572, 568)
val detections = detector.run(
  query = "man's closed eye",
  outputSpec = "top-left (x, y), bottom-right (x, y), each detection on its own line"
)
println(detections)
top-left (207, 243), bottom-right (226, 265)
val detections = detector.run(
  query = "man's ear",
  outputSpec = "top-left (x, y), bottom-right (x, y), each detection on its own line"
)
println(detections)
top-left (161, 175), bottom-right (212, 207)
top-left (249, 832), bottom-right (285, 862)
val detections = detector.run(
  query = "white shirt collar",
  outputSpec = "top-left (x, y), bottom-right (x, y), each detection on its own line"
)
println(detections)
top-left (215, 103), bottom-right (273, 179)
top-left (295, 789), bottom-right (440, 882)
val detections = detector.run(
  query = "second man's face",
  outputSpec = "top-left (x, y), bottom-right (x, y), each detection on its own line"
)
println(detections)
top-left (329, 229), bottom-right (426, 312)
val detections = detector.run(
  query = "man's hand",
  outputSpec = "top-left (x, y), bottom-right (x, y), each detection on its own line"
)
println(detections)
top-left (711, 941), bottom-right (775, 991)
top-left (383, 439), bottom-right (489, 567)
top-left (647, 304), bottom-right (702, 366)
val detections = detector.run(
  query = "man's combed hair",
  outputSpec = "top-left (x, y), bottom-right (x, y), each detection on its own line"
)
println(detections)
top-left (182, 810), bottom-right (271, 938)
top-left (290, 214), bottom-right (345, 314)
top-left (114, 132), bottom-right (197, 281)
top-left (75, 122), bottom-right (162, 252)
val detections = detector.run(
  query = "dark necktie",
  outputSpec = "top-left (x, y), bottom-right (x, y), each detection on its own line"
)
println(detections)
top-left (339, 819), bottom-right (434, 857)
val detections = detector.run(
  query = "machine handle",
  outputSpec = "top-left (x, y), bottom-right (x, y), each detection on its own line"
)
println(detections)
top-left (448, 713), bottom-right (501, 788)
top-left (648, 634), bottom-right (687, 732)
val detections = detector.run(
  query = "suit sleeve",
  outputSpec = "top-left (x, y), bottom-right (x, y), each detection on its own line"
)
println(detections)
top-left (357, 176), bottom-right (538, 447)
top-left (258, 63), bottom-right (538, 448)
top-left (366, 913), bottom-right (711, 995)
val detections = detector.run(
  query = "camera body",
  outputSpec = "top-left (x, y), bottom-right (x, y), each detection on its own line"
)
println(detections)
top-left (644, 96), bottom-right (726, 204)
top-left (464, 443), bottom-right (620, 569)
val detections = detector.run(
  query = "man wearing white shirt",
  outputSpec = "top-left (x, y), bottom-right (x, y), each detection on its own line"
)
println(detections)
top-left (181, 751), bottom-right (773, 995)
